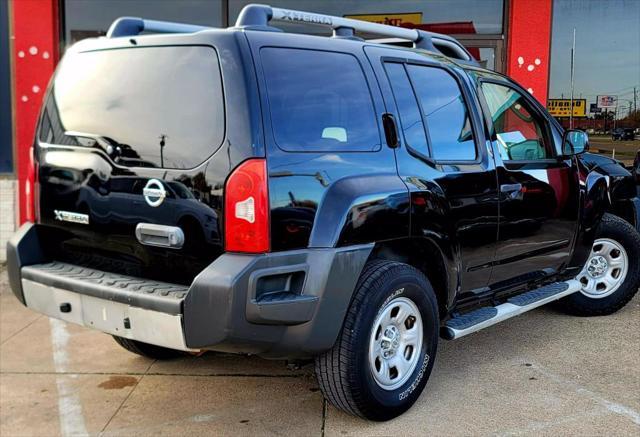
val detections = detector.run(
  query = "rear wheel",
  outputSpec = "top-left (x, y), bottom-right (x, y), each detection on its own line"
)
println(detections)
top-left (315, 261), bottom-right (439, 421)
top-left (559, 214), bottom-right (640, 316)
top-left (112, 336), bottom-right (187, 360)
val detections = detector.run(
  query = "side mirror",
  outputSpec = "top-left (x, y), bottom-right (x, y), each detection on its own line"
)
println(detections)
top-left (562, 129), bottom-right (589, 155)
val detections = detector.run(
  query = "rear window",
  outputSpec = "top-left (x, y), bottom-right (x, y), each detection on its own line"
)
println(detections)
top-left (40, 45), bottom-right (225, 169)
top-left (261, 47), bottom-right (380, 152)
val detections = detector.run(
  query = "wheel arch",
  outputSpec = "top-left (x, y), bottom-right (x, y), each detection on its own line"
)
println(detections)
top-left (608, 197), bottom-right (640, 232)
top-left (366, 237), bottom-right (454, 318)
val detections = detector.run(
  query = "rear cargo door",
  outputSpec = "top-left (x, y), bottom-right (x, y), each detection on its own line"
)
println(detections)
top-left (35, 41), bottom-right (238, 284)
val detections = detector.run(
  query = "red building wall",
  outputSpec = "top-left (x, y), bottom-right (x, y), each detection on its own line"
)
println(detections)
top-left (11, 0), bottom-right (58, 223)
top-left (506, 0), bottom-right (553, 105)
top-left (9, 0), bottom-right (554, 223)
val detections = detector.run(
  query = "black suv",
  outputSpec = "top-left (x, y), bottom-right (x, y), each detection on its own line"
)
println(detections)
top-left (7, 5), bottom-right (640, 421)
top-left (612, 127), bottom-right (636, 141)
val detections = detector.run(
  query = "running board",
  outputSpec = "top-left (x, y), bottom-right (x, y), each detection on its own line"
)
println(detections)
top-left (442, 280), bottom-right (582, 340)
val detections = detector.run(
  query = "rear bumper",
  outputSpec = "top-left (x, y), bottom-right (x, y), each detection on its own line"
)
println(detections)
top-left (7, 223), bottom-right (372, 358)
top-left (22, 275), bottom-right (191, 350)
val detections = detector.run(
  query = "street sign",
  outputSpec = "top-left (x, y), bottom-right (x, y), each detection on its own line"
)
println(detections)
top-left (589, 103), bottom-right (601, 114)
top-left (547, 99), bottom-right (587, 117)
top-left (596, 95), bottom-right (617, 108)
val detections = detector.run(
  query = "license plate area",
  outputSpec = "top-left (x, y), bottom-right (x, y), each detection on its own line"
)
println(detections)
top-left (22, 279), bottom-right (191, 351)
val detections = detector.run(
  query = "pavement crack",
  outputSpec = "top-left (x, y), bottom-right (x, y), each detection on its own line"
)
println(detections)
top-left (523, 360), bottom-right (640, 425)
top-left (99, 373), bottom-right (144, 435)
top-left (0, 314), bottom-right (43, 346)
top-left (99, 358), bottom-right (156, 435)
top-left (321, 398), bottom-right (328, 437)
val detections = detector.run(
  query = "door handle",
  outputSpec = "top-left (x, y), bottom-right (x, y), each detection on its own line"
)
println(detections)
top-left (500, 183), bottom-right (523, 200)
top-left (135, 223), bottom-right (184, 249)
top-left (382, 113), bottom-right (399, 148)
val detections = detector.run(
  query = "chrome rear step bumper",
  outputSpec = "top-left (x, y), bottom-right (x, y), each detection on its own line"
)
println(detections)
top-left (22, 278), bottom-right (192, 351)
top-left (442, 280), bottom-right (582, 340)
top-left (20, 262), bottom-right (193, 351)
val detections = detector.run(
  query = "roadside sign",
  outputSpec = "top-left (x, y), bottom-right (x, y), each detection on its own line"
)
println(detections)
top-left (589, 103), bottom-right (601, 113)
top-left (547, 99), bottom-right (587, 117)
top-left (596, 95), bottom-right (617, 108)
top-left (344, 12), bottom-right (422, 27)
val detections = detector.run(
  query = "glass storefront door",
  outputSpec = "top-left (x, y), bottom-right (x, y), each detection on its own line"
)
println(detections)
top-left (456, 37), bottom-right (505, 72)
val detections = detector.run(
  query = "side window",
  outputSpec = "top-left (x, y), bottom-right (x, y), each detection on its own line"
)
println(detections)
top-left (480, 82), bottom-right (550, 161)
top-left (384, 63), bottom-right (429, 156)
top-left (261, 48), bottom-right (380, 152)
top-left (407, 65), bottom-right (476, 161)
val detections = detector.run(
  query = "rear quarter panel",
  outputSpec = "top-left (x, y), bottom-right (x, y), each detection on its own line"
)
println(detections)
top-left (246, 31), bottom-right (410, 251)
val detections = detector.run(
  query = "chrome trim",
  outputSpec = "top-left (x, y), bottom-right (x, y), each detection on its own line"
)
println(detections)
top-left (22, 279), bottom-right (194, 351)
top-left (135, 223), bottom-right (185, 249)
top-left (143, 179), bottom-right (167, 207)
top-left (54, 210), bottom-right (89, 225)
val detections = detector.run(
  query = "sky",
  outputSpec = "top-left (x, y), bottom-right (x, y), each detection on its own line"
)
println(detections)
top-left (548, 0), bottom-right (640, 110)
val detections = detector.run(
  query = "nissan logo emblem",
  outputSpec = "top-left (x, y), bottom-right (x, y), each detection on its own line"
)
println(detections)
top-left (143, 179), bottom-right (166, 207)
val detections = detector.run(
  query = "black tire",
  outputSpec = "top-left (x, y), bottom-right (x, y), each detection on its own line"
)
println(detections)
top-left (559, 214), bottom-right (640, 316)
top-left (315, 261), bottom-right (439, 421)
top-left (112, 335), bottom-right (188, 360)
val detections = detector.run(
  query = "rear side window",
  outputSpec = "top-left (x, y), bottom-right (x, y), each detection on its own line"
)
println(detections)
top-left (384, 62), bottom-right (429, 156)
top-left (42, 46), bottom-right (225, 169)
top-left (407, 65), bottom-right (476, 161)
top-left (261, 48), bottom-right (380, 152)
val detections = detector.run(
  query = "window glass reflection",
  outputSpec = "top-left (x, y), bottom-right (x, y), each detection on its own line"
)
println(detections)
top-left (261, 48), bottom-right (380, 152)
top-left (407, 66), bottom-right (476, 161)
top-left (481, 83), bottom-right (549, 161)
top-left (43, 46), bottom-right (225, 169)
top-left (385, 63), bottom-right (429, 155)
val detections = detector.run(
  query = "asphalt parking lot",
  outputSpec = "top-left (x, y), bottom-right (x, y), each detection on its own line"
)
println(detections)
top-left (1, 265), bottom-right (638, 436)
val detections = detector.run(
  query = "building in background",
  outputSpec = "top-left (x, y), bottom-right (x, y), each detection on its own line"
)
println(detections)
top-left (1, 0), bottom-right (639, 257)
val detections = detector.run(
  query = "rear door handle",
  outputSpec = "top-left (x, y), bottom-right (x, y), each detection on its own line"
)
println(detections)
top-left (135, 223), bottom-right (184, 249)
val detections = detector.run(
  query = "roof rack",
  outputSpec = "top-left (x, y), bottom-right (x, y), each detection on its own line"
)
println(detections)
top-left (235, 4), bottom-right (478, 65)
top-left (105, 4), bottom-right (478, 66)
top-left (106, 17), bottom-right (211, 38)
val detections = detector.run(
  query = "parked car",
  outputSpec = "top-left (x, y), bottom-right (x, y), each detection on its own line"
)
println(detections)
top-left (7, 4), bottom-right (640, 421)
top-left (634, 150), bottom-right (640, 193)
top-left (612, 127), bottom-right (636, 140)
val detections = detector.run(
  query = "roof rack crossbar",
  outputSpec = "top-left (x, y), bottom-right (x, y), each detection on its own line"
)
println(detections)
top-left (107, 17), bottom-right (211, 38)
top-left (235, 4), bottom-right (475, 63)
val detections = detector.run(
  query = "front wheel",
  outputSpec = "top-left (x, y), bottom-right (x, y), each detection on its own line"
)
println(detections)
top-left (559, 214), bottom-right (640, 316)
top-left (315, 261), bottom-right (439, 421)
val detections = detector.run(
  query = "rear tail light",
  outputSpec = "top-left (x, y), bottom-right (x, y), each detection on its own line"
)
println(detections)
top-left (24, 146), bottom-right (37, 223)
top-left (224, 158), bottom-right (269, 253)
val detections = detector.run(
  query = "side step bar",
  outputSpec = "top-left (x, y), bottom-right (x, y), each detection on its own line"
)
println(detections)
top-left (442, 280), bottom-right (582, 340)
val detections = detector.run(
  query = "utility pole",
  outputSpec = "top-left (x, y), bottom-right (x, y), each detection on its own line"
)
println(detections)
top-left (634, 86), bottom-right (637, 116)
top-left (569, 28), bottom-right (576, 129)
